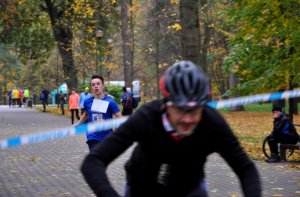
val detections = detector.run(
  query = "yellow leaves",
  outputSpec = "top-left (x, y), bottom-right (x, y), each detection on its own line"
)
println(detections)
top-left (284, 38), bottom-right (291, 47)
top-left (262, 37), bottom-right (271, 46)
top-left (86, 27), bottom-right (94, 33)
top-left (240, 69), bottom-right (251, 75)
top-left (129, 5), bottom-right (140, 13)
top-left (230, 193), bottom-right (239, 197)
top-left (232, 65), bottom-right (239, 73)
top-left (274, 39), bottom-right (283, 49)
top-left (71, 0), bottom-right (95, 18)
top-left (170, 0), bottom-right (179, 5)
top-left (262, 9), bottom-right (270, 15)
top-left (106, 62), bottom-right (118, 70)
top-left (215, 28), bottom-right (235, 40)
top-left (158, 63), bottom-right (168, 68)
top-left (223, 111), bottom-right (300, 161)
top-left (288, 164), bottom-right (300, 169)
top-left (18, 0), bottom-right (27, 6)
top-left (168, 23), bottom-right (181, 31)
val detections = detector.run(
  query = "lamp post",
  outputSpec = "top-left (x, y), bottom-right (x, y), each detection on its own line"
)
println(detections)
top-left (95, 28), bottom-right (104, 76)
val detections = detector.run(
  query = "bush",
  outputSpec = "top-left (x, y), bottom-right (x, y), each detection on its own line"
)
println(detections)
top-left (106, 85), bottom-right (122, 103)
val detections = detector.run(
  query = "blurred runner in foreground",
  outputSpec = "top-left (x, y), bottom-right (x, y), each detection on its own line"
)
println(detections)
top-left (81, 61), bottom-right (261, 197)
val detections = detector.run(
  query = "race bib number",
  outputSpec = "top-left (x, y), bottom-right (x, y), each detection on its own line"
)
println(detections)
top-left (91, 99), bottom-right (109, 113)
top-left (92, 113), bottom-right (103, 122)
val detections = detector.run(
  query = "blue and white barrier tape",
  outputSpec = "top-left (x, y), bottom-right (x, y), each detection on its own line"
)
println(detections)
top-left (0, 90), bottom-right (299, 150)
top-left (0, 116), bottom-right (128, 150)
top-left (207, 90), bottom-right (300, 109)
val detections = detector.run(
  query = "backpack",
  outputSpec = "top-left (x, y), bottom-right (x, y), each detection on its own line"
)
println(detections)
top-left (39, 92), bottom-right (45, 101)
top-left (123, 93), bottom-right (133, 110)
top-left (132, 97), bottom-right (139, 109)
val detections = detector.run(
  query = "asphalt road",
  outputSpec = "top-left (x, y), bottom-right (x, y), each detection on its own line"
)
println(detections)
top-left (0, 106), bottom-right (299, 197)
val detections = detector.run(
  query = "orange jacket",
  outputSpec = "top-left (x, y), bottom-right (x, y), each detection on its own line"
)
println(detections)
top-left (69, 92), bottom-right (79, 110)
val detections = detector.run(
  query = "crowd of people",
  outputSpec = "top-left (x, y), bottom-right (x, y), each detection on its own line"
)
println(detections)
top-left (7, 87), bottom-right (37, 108)
top-left (6, 84), bottom-right (138, 126)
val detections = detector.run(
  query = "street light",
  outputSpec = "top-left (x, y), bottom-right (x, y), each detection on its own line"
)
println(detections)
top-left (95, 28), bottom-right (104, 76)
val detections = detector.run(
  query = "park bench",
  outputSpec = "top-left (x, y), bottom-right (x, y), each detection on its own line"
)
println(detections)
top-left (278, 143), bottom-right (300, 161)
top-left (262, 123), bottom-right (300, 161)
top-left (279, 123), bottom-right (300, 161)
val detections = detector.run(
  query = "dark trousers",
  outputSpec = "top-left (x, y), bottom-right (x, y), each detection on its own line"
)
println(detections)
top-left (18, 98), bottom-right (21, 107)
top-left (70, 109), bottom-right (80, 124)
top-left (123, 178), bottom-right (208, 197)
top-left (9, 99), bottom-right (12, 107)
top-left (42, 100), bottom-right (46, 112)
top-left (267, 134), bottom-right (298, 155)
top-left (122, 108), bottom-right (133, 116)
top-left (86, 140), bottom-right (100, 152)
top-left (60, 101), bottom-right (65, 115)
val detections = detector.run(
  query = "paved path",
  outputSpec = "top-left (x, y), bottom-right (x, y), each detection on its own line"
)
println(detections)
top-left (0, 106), bottom-right (299, 197)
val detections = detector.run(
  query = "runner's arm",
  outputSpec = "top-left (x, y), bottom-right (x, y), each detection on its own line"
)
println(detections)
top-left (81, 105), bottom-right (148, 196)
top-left (81, 115), bottom-right (138, 197)
top-left (114, 111), bottom-right (122, 118)
top-left (207, 107), bottom-right (261, 197)
top-left (75, 111), bottom-right (88, 126)
top-left (217, 127), bottom-right (261, 197)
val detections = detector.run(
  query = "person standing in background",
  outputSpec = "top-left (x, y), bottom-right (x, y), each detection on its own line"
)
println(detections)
top-left (69, 90), bottom-right (80, 125)
top-left (79, 87), bottom-right (92, 115)
top-left (40, 89), bottom-right (49, 112)
top-left (24, 88), bottom-right (30, 107)
top-left (265, 106), bottom-right (299, 162)
top-left (18, 88), bottom-right (23, 108)
top-left (12, 88), bottom-right (20, 108)
top-left (75, 75), bottom-right (121, 151)
top-left (59, 90), bottom-right (66, 115)
top-left (121, 86), bottom-right (134, 115)
top-left (8, 89), bottom-right (12, 108)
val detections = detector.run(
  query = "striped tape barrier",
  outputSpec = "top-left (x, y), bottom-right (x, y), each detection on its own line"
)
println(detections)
top-left (207, 90), bottom-right (300, 109)
top-left (0, 90), bottom-right (299, 150)
top-left (0, 117), bottom-right (128, 150)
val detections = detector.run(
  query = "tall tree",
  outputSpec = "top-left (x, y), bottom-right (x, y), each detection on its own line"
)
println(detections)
top-left (180, 0), bottom-right (201, 66)
top-left (0, 44), bottom-right (20, 103)
top-left (199, 0), bottom-right (211, 73)
top-left (223, 0), bottom-right (300, 117)
top-left (43, 0), bottom-right (77, 90)
top-left (121, 0), bottom-right (133, 87)
top-left (135, 0), bottom-right (180, 98)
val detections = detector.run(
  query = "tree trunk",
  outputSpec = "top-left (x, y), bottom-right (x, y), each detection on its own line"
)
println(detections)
top-left (121, 0), bottom-right (133, 87)
top-left (288, 77), bottom-right (298, 123)
top-left (229, 72), bottom-right (245, 111)
top-left (199, 0), bottom-right (211, 73)
top-left (154, 0), bottom-right (161, 99)
top-left (44, 0), bottom-right (77, 90)
top-left (129, 0), bottom-right (135, 89)
top-left (180, 0), bottom-right (201, 66)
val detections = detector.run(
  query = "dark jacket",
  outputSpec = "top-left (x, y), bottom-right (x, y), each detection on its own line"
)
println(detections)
top-left (272, 113), bottom-right (299, 139)
top-left (81, 99), bottom-right (261, 197)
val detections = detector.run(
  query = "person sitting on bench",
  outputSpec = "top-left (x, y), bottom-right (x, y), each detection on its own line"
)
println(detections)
top-left (265, 106), bottom-right (299, 163)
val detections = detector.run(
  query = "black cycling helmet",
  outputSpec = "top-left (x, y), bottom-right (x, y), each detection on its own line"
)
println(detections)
top-left (159, 60), bottom-right (209, 108)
